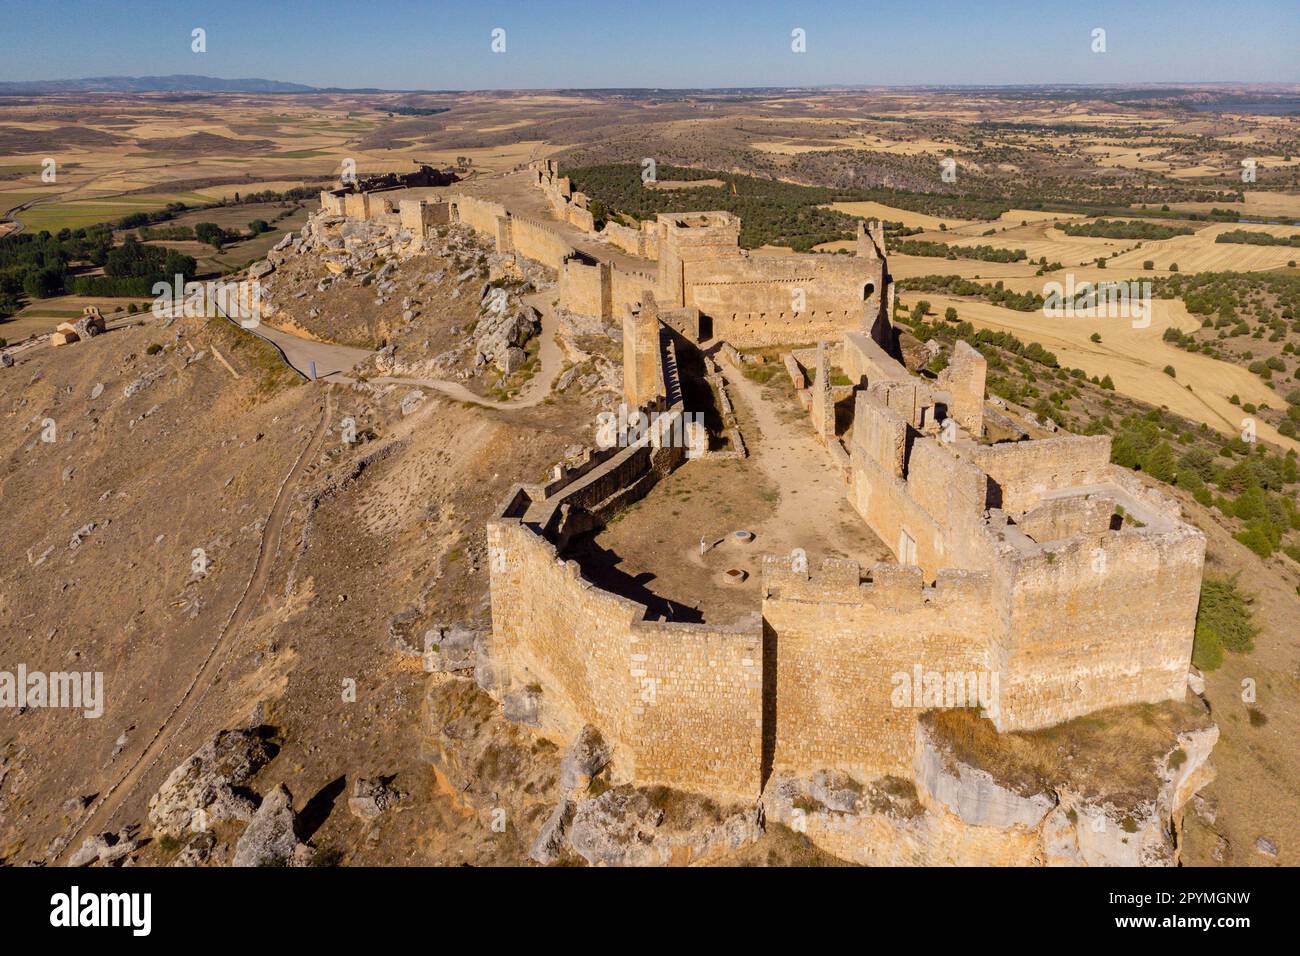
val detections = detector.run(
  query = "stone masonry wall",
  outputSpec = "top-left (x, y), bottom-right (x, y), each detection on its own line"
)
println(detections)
top-left (762, 556), bottom-right (992, 779)
top-left (486, 518), bottom-right (763, 798)
top-left (992, 522), bottom-right (1205, 730)
top-left (510, 216), bottom-right (574, 271)
top-left (967, 435), bottom-right (1112, 513)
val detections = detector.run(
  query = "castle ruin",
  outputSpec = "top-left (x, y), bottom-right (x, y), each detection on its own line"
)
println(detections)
top-left (318, 165), bottom-right (1208, 840)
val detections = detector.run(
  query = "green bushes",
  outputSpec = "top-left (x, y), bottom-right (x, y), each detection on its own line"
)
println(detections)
top-left (891, 239), bottom-right (1027, 262)
top-left (897, 275), bottom-right (1044, 312)
top-left (1214, 229), bottom-right (1300, 247)
top-left (1192, 575), bottom-right (1258, 671)
top-left (1060, 219), bottom-right (1193, 240)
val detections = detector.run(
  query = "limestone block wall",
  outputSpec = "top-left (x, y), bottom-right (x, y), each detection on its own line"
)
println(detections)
top-left (843, 331), bottom-right (909, 387)
top-left (453, 195), bottom-right (509, 237)
top-left (511, 216), bottom-right (576, 270)
top-left (680, 255), bottom-right (881, 317)
top-left (936, 341), bottom-right (987, 436)
top-left (712, 310), bottom-right (862, 348)
top-left (342, 192), bottom-right (370, 219)
top-left (847, 396), bottom-right (992, 577)
top-left (611, 267), bottom-right (653, 314)
top-left (566, 205), bottom-right (595, 232)
top-left (992, 521), bottom-right (1205, 730)
top-left (599, 220), bottom-right (659, 259)
top-left (559, 259), bottom-right (606, 317)
top-left (630, 619), bottom-right (764, 797)
top-left (320, 190), bottom-right (345, 216)
top-left (485, 516), bottom-right (764, 799)
top-left (966, 435), bottom-right (1112, 512)
top-left (558, 259), bottom-right (653, 322)
top-left (762, 557), bottom-right (992, 779)
top-left (398, 198), bottom-right (451, 234)
top-left (486, 519), bottom-right (645, 763)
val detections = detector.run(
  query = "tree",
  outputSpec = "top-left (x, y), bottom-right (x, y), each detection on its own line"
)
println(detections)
top-left (195, 222), bottom-right (226, 249)
top-left (1143, 441), bottom-right (1177, 482)
top-left (1100, 374), bottom-right (1115, 390)
top-left (944, 306), bottom-right (957, 322)
top-left (247, 219), bottom-right (270, 235)
top-left (23, 265), bottom-right (65, 299)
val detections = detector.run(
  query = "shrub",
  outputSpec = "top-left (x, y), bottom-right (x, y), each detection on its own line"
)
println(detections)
top-left (1193, 575), bottom-right (1258, 672)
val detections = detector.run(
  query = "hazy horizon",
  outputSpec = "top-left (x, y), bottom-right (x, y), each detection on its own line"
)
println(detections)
top-left (2, 0), bottom-right (1296, 89)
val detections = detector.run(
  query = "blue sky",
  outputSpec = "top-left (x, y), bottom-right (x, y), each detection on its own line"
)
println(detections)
top-left (2, 0), bottom-right (1296, 88)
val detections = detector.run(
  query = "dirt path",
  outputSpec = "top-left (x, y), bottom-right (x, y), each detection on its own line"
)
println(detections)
top-left (55, 391), bottom-right (335, 862)
top-left (718, 350), bottom-right (888, 562)
top-left (246, 320), bottom-right (371, 381)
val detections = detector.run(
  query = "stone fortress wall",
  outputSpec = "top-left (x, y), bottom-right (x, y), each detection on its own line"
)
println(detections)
top-left (482, 286), bottom-right (1205, 804)
top-left (485, 303), bottom-right (763, 799)
top-left (318, 171), bottom-right (1207, 811)
top-left (321, 161), bottom-right (893, 348)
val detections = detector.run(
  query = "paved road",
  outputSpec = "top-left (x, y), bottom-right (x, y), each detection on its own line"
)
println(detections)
top-left (239, 319), bottom-right (372, 381)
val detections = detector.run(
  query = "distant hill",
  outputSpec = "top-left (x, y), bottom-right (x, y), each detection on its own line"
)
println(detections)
top-left (0, 75), bottom-right (321, 94)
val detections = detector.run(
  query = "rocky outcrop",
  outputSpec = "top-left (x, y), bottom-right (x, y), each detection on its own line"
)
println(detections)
top-left (347, 776), bottom-right (402, 821)
top-left (232, 784), bottom-right (309, 867)
top-left (473, 303), bottom-right (540, 374)
top-left (763, 713), bottom-right (1219, 867)
top-left (147, 728), bottom-right (276, 838)
top-left (69, 829), bottom-right (143, 867)
top-left (567, 786), bottom-right (761, 867)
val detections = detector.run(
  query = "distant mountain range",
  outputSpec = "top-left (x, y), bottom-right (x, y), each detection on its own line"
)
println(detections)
top-left (0, 75), bottom-right (394, 95)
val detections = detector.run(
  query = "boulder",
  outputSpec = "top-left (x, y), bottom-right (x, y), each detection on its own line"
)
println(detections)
top-left (529, 799), bottom-right (575, 865)
top-left (70, 830), bottom-right (142, 867)
top-left (560, 725), bottom-right (610, 793)
top-left (232, 784), bottom-right (305, 867)
top-left (498, 346), bottom-right (527, 375)
top-left (399, 389), bottom-right (426, 416)
top-left (810, 769), bottom-right (863, 813)
top-left (423, 625), bottom-right (479, 673)
top-left (170, 830), bottom-right (216, 867)
top-left (568, 788), bottom-right (665, 866)
top-left (73, 315), bottom-right (105, 339)
top-left (347, 776), bottom-right (402, 821)
top-left (147, 728), bottom-right (275, 838)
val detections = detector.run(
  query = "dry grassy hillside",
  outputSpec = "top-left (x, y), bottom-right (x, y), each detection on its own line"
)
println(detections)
top-left (0, 304), bottom-right (589, 866)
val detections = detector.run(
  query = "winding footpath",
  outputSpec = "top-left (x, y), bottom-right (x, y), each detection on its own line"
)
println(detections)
top-left (56, 392), bottom-right (335, 862)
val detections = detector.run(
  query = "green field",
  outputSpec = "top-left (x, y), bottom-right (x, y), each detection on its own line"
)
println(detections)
top-left (14, 191), bottom-right (222, 232)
